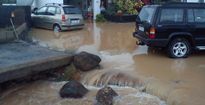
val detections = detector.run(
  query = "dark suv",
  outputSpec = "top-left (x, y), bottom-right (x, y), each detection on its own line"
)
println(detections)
top-left (133, 3), bottom-right (205, 58)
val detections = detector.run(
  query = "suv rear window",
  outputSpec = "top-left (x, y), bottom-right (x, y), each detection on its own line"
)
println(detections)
top-left (139, 6), bottom-right (156, 23)
top-left (160, 9), bottom-right (184, 23)
top-left (63, 7), bottom-right (81, 14)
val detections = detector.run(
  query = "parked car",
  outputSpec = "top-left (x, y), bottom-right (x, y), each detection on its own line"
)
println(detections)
top-left (31, 3), bottom-right (84, 31)
top-left (133, 3), bottom-right (205, 58)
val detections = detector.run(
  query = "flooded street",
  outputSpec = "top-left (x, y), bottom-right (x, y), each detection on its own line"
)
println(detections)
top-left (1, 22), bottom-right (205, 105)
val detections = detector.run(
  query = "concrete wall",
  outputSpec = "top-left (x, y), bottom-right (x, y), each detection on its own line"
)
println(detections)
top-left (0, 6), bottom-right (31, 28)
top-left (0, 6), bottom-right (31, 43)
top-left (0, 29), bottom-right (16, 43)
top-left (16, 0), bottom-right (34, 6)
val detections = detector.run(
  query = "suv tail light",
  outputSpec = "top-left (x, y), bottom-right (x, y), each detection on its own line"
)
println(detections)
top-left (62, 15), bottom-right (66, 22)
top-left (149, 27), bottom-right (156, 39)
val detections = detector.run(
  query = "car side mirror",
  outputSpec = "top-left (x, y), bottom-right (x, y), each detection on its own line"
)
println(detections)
top-left (32, 8), bottom-right (38, 14)
top-left (32, 11), bottom-right (36, 14)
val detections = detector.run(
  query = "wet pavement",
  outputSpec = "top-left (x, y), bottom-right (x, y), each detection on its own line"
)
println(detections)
top-left (1, 22), bottom-right (205, 105)
top-left (0, 41), bottom-right (72, 83)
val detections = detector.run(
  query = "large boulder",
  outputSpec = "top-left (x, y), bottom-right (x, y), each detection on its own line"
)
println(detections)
top-left (59, 80), bottom-right (88, 98)
top-left (96, 87), bottom-right (118, 105)
top-left (73, 52), bottom-right (101, 71)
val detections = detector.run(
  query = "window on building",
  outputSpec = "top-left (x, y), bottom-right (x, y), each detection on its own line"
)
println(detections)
top-left (160, 9), bottom-right (184, 24)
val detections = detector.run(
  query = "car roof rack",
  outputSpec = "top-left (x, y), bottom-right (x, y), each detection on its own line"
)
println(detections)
top-left (152, 1), bottom-right (205, 5)
top-left (161, 2), bottom-right (205, 7)
top-left (45, 3), bottom-right (62, 6)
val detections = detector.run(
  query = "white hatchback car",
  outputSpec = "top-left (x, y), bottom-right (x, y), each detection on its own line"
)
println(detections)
top-left (32, 3), bottom-right (84, 31)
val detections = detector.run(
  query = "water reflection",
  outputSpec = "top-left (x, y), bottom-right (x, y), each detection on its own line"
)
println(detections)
top-left (30, 24), bottom-right (93, 51)
top-left (29, 22), bottom-right (136, 53)
top-left (77, 22), bottom-right (101, 55)
top-left (171, 59), bottom-right (186, 74)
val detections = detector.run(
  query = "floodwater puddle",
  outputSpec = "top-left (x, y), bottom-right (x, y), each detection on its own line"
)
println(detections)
top-left (1, 22), bottom-right (205, 105)
top-left (0, 81), bottom-right (166, 105)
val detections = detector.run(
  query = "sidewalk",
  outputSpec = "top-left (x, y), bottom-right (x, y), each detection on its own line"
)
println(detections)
top-left (0, 41), bottom-right (72, 83)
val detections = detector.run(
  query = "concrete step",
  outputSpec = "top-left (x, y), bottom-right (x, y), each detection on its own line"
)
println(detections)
top-left (0, 41), bottom-right (73, 83)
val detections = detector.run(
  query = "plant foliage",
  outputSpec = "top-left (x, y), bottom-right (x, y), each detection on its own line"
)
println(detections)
top-left (105, 0), bottom-right (144, 15)
top-left (96, 14), bottom-right (107, 22)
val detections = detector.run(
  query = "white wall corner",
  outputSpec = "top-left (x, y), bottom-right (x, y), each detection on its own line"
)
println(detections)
top-left (93, 0), bottom-right (101, 20)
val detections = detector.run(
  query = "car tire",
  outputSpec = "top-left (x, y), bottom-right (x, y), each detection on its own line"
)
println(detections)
top-left (167, 38), bottom-right (191, 58)
top-left (53, 25), bottom-right (61, 32)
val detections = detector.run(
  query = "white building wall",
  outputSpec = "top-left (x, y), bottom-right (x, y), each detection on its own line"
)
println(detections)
top-left (16, 0), bottom-right (34, 6)
top-left (31, 0), bottom-right (101, 20)
top-left (33, 0), bottom-right (63, 8)
top-left (93, 0), bottom-right (101, 20)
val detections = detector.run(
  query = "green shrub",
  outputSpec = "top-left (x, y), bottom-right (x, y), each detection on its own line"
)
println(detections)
top-left (105, 4), bottom-right (118, 15)
top-left (96, 14), bottom-right (107, 22)
top-left (115, 0), bottom-right (137, 15)
top-left (105, 0), bottom-right (144, 15)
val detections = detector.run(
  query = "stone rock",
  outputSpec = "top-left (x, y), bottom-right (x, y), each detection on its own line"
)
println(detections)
top-left (73, 52), bottom-right (101, 71)
top-left (60, 64), bottom-right (81, 81)
top-left (59, 80), bottom-right (88, 98)
top-left (96, 87), bottom-right (118, 105)
top-left (47, 64), bottom-right (80, 81)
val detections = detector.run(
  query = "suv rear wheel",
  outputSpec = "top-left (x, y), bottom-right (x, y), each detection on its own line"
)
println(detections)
top-left (167, 38), bottom-right (191, 58)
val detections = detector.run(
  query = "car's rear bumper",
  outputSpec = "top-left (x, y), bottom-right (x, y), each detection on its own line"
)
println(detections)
top-left (61, 24), bottom-right (84, 30)
top-left (133, 32), bottom-right (168, 47)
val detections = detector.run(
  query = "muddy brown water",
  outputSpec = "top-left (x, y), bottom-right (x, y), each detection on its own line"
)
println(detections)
top-left (1, 22), bottom-right (205, 105)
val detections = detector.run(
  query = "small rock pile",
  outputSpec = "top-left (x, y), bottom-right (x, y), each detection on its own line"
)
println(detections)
top-left (59, 52), bottom-right (118, 104)
top-left (60, 81), bottom-right (118, 105)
